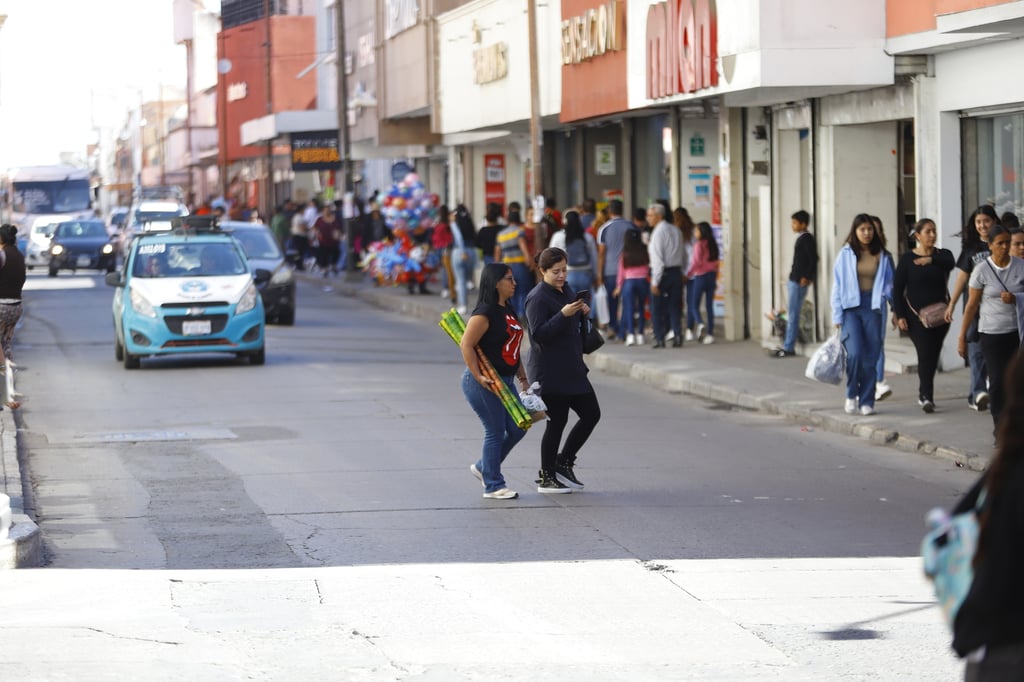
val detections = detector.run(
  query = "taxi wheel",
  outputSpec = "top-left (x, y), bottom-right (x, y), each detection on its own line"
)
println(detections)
top-left (123, 350), bottom-right (140, 370)
top-left (249, 345), bottom-right (265, 366)
top-left (114, 336), bottom-right (124, 361)
top-left (277, 308), bottom-right (295, 326)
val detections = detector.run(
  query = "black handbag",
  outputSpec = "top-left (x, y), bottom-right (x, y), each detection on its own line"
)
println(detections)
top-left (581, 317), bottom-right (605, 354)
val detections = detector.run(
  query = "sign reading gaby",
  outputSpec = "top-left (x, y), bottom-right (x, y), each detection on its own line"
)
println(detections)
top-left (290, 131), bottom-right (341, 171)
top-left (562, 0), bottom-right (623, 65)
top-left (646, 0), bottom-right (718, 99)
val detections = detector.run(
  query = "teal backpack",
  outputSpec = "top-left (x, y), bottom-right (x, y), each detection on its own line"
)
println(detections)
top-left (921, 488), bottom-right (986, 629)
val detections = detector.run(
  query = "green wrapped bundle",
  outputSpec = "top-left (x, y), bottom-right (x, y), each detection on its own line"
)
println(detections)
top-left (440, 308), bottom-right (532, 430)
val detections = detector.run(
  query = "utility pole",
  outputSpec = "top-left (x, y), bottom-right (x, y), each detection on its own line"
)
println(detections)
top-left (185, 38), bottom-right (195, 206)
top-left (336, 0), bottom-right (358, 277)
top-left (526, 0), bottom-right (545, 248)
top-left (264, 0), bottom-right (274, 220)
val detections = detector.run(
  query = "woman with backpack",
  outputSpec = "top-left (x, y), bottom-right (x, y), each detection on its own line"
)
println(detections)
top-left (549, 210), bottom-right (598, 315)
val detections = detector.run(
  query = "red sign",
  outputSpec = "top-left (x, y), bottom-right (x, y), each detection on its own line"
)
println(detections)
top-left (484, 154), bottom-right (507, 210)
top-left (646, 0), bottom-right (718, 100)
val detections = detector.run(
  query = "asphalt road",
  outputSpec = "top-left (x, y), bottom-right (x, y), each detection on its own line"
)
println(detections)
top-left (1, 271), bottom-right (976, 680)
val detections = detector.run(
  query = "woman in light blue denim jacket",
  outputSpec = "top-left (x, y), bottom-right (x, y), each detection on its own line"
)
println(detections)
top-left (831, 214), bottom-right (893, 416)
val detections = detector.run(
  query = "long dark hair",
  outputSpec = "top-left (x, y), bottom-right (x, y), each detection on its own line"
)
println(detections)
top-left (564, 210), bottom-right (584, 243)
top-left (673, 207), bottom-right (695, 242)
top-left (977, 353), bottom-right (1024, 564)
top-left (455, 204), bottom-right (476, 243)
top-left (958, 205), bottom-right (999, 251)
top-left (621, 229), bottom-right (649, 268)
top-left (871, 216), bottom-right (887, 249)
top-left (0, 224), bottom-right (17, 246)
top-left (476, 263), bottom-right (512, 308)
top-left (696, 222), bottom-right (719, 262)
top-left (844, 213), bottom-right (882, 255)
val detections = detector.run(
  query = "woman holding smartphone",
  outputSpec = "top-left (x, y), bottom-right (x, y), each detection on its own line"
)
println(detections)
top-left (525, 247), bottom-right (602, 494)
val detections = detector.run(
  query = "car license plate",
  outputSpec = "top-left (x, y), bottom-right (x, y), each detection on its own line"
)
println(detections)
top-left (77, 255), bottom-right (91, 267)
top-left (182, 320), bottom-right (212, 336)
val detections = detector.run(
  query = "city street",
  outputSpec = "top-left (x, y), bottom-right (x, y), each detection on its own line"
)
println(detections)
top-left (0, 272), bottom-right (971, 679)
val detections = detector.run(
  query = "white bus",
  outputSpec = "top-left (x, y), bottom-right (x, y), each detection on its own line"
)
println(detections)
top-left (2, 165), bottom-right (95, 267)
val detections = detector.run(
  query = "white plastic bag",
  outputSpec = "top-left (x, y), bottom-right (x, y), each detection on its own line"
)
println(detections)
top-left (805, 332), bottom-right (846, 385)
top-left (593, 284), bottom-right (610, 326)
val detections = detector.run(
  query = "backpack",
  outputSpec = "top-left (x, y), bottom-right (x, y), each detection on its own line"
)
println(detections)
top-left (921, 487), bottom-right (986, 630)
top-left (566, 237), bottom-right (590, 267)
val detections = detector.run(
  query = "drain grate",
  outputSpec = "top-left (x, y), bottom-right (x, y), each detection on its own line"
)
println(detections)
top-left (820, 628), bottom-right (883, 641)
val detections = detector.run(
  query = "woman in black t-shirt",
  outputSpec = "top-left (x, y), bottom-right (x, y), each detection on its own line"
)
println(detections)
top-left (459, 263), bottom-right (530, 500)
top-left (946, 205), bottom-right (997, 411)
top-left (892, 218), bottom-right (955, 413)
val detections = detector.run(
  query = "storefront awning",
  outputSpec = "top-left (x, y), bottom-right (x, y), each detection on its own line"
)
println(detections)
top-left (240, 110), bottom-right (339, 147)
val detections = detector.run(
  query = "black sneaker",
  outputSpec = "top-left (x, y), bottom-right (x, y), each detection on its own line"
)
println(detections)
top-left (537, 470), bottom-right (571, 494)
top-left (772, 348), bottom-right (796, 358)
top-left (556, 464), bottom-right (584, 489)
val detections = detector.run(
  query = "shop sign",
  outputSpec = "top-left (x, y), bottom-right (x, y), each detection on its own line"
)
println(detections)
top-left (358, 34), bottom-right (375, 68)
top-left (473, 43), bottom-right (509, 85)
top-left (385, 0), bottom-right (418, 40)
top-left (484, 154), bottom-right (506, 209)
top-left (595, 145), bottom-right (616, 175)
top-left (690, 133), bottom-right (705, 156)
top-left (290, 131), bottom-right (341, 171)
top-left (226, 82), bottom-right (248, 102)
top-left (646, 0), bottom-right (718, 99)
top-left (561, 0), bottom-right (623, 65)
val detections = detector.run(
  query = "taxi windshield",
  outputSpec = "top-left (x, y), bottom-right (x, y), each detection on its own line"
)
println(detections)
top-left (133, 242), bottom-right (248, 278)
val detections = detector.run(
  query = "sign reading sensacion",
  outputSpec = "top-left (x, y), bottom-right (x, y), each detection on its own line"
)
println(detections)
top-left (561, 0), bottom-right (622, 65)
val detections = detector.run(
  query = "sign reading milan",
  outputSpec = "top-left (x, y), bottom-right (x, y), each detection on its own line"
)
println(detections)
top-left (646, 0), bottom-right (718, 99)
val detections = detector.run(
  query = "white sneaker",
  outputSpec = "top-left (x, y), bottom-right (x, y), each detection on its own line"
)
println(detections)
top-left (483, 488), bottom-right (518, 499)
top-left (635, 333), bottom-right (644, 346)
top-left (441, 289), bottom-right (450, 298)
top-left (875, 382), bottom-right (892, 401)
top-left (457, 306), bottom-right (467, 315)
top-left (684, 329), bottom-right (694, 341)
top-left (625, 334), bottom-right (636, 346)
top-left (696, 323), bottom-right (706, 341)
top-left (844, 398), bottom-right (857, 414)
top-left (666, 330), bottom-right (675, 341)
top-left (469, 463), bottom-right (484, 487)
top-left (860, 405), bottom-right (875, 416)
top-left (702, 335), bottom-right (714, 345)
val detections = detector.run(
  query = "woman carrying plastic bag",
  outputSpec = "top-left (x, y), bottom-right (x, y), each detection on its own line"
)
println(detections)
top-left (805, 332), bottom-right (845, 385)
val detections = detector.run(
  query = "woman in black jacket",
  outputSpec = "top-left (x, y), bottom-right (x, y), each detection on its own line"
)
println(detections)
top-left (952, 353), bottom-right (1024, 678)
top-left (892, 218), bottom-right (955, 413)
top-left (524, 247), bottom-right (602, 494)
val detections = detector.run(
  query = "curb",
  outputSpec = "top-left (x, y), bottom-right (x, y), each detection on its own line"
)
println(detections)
top-left (1, 405), bottom-right (43, 568)
top-left (312, 275), bottom-right (989, 473)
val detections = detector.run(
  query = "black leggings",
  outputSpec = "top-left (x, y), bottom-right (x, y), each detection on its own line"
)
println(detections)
top-left (980, 331), bottom-right (1021, 428)
top-left (540, 391), bottom-right (601, 472)
top-left (906, 315), bottom-right (949, 402)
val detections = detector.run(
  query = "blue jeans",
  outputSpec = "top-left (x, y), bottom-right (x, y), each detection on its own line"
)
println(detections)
top-left (604, 272), bottom-right (620, 335)
top-left (461, 370), bottom-right (526, 493)
top-left (507, 262), bottom-right (532, 318)
top-left (684, 279), bottom-right (695, 331)
top-left (966, 319), bottom-right (988, 402)
top-left (841, 291), bottom-right (883, 408)
top-left (783, 280), bottom-right (809, 353)
top-left (451, 247), bottom-right (476, 310)
top-left (877, 299), bottom-right (888, 382)
top-left (619, 278), bottom-right (650, 335)
top-left (689, 271), bottom-right (717, 336)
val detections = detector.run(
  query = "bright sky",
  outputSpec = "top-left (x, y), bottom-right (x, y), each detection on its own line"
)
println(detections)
top-left (0, 0), bottom-right (196, 168)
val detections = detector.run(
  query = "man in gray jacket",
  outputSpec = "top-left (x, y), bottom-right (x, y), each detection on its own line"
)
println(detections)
top-left (647, 204), bottom-right (685, 348)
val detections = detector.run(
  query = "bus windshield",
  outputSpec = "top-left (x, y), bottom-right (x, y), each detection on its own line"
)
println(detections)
top-left (13, 180), bottom-right (91, 213)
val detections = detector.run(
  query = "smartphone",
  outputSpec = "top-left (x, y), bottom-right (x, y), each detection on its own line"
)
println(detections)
top-left (574, 289), bottom-right (590, 303)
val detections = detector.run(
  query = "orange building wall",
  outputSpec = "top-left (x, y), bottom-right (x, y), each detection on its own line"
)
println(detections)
top-left (888, 0), bottom-right (1018, 37)
top-left (560, 0), bottom-right (629, 123)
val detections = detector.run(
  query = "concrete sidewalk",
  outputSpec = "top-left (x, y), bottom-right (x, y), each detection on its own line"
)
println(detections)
top-left (1, 403), bottom-right (43, 568)
top-left (309, 271), bottom-right (996, 473)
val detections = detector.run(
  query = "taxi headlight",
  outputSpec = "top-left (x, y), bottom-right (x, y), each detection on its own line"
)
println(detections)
top-left (129, 287), bottom-right (157, 318)
top-left (270, 266), bottom-right (293, 285)
top-left (50, 244), bottom-right (64, 256)
top-left (236, 281), bottom-right (259, 314)
top-left (102, 243), bottom-right (114, 255)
